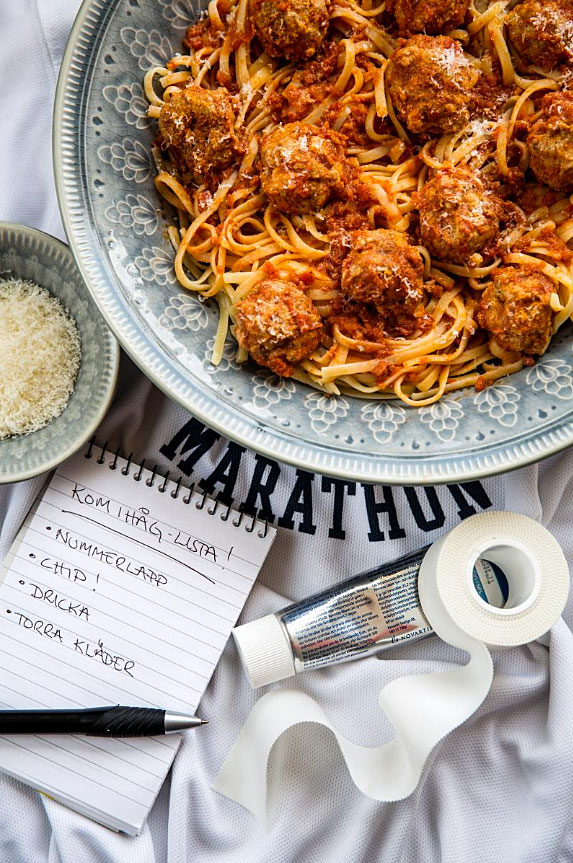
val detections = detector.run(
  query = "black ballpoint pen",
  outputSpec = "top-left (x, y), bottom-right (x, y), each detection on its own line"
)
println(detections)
top-left (0, 706), bottom-right (208, 737)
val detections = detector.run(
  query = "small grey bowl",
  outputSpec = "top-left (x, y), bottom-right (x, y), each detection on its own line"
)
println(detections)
top-left (0, 222), bottom-right (119, 483)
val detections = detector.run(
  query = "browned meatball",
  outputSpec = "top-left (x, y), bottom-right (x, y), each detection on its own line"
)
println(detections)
top-left (249, 0), bottom-right (329, 62)
top-left (159, 85), bottom-right (243, 184)
top-left (387, 0), bottom-right (470, 35)
top-left (477, 266), bottom-right (554, 354)
top-left (234, 279), bottom-right (323, 376)
top-left (341, 230), bottom-right (425, 325)
top-left (387, 36), bottom-right (480, 136)
top-left (260, 123), bottom-right (347, 214)
top-left (417, 167), bottom-right (501, 263)
top-left (506, 0), bottom-right (573, 72)
top-left (527, 92), bottom-right (573, 192)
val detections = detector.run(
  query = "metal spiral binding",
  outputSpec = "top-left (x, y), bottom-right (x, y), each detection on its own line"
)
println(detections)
top-left (84, 439), bottom-right (269, 537)
top-left (110, 445), bottom-right (121, 470)
top-left (183, 482), bottom-right (195, 504)
top-left (122, 452), bottom-right (133, 476)
top-left (97, 441), bottom-right (108, 464)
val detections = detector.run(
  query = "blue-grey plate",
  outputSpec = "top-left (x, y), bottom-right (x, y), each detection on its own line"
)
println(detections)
top-left (54, 0), bottom-right (573, 485)
top-left (0, 222), bottom-right (119, 483)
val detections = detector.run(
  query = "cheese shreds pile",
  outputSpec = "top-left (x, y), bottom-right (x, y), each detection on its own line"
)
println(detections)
top-left (0, 279), bottom-right (82, 439)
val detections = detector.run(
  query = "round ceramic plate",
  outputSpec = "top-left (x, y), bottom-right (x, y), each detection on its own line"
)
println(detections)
top-left (0, 222), bottom-right (119, 483)
top-left (54, 0), bottom-right (573, 484)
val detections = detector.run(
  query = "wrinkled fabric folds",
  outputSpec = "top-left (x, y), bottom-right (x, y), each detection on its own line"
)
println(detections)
top-left (1, 3), bottom-right (573, 861)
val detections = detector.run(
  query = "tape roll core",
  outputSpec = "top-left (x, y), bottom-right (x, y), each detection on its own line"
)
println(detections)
top-left (467, 538), bottom-right (542, 616)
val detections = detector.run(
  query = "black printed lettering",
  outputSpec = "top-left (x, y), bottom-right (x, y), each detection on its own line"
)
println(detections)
top-left (446, 481), bottom-right (493, 519)
top-left (278, 470), bottom-right (317, 535)
top-left (242, 454), bottom-right (280, 521)
top-left (362, 485), bottom-right (407, 542)
top-left (404, 487), bottom-right (445, 532)
top-left (157, 419), bottom-right (498, 545)
top-left (198, 441), bottom-right (246, 504)
top-left (160, 418), bottom-right (220, 475)
top-left (321, 477), bottom-right (356, 540)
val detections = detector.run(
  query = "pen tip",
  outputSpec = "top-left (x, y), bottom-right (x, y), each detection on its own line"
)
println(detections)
top-left (199, 718), bottom-right (208, 725)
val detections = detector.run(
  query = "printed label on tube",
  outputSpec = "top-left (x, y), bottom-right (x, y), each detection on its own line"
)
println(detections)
top-left (279, 551), bottom-right (509, 673)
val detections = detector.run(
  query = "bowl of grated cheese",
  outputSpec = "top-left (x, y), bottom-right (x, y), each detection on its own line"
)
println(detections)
top-left (0, 222), bottom-right (119, 483)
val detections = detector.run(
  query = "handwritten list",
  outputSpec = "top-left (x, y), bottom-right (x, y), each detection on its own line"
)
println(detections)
top-left (0, 448), bottom-right (275, 834)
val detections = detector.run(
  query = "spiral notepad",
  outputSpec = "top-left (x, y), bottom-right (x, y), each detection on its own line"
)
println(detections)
top-left (0, 442), bottom-right (276, 834)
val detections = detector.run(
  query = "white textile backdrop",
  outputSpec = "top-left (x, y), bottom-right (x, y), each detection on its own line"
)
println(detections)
top-left (1, 2), bottom-right (573, 861)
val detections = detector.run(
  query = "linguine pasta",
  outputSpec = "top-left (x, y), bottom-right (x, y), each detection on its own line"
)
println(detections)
top-left (143, 0), bottom-right (573, 406)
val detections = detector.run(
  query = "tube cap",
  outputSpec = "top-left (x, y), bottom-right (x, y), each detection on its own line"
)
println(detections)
top-left (232, 614), bottom-right (296, 688)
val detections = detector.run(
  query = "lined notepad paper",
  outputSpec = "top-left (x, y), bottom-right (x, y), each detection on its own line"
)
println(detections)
top-left (0, 446), bottom-right (275, 834)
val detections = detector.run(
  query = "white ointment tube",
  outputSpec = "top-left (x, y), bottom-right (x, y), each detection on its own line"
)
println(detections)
top-left (233, 548), bottom-right (509, 689)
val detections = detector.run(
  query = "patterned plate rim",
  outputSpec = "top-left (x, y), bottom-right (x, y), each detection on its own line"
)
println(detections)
top-left (53, 0), bottom-right (573, 485)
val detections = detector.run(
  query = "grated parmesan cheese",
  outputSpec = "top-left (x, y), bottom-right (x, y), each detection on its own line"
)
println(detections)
top-left (0, 279), bottom-right (81, 439)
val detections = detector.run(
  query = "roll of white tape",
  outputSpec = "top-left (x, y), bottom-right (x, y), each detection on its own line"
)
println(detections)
top-left (419, 510), bottom-right (569, 648)
top-left (213, 512), bottom-right (570, 821)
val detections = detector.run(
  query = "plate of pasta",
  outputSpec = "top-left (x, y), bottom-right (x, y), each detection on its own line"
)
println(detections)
top-left (55, 0), bottom-right (573, 483)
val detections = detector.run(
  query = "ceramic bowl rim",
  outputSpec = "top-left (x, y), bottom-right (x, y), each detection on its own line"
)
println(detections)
top-left (0, 221), bottom-right (120, 484)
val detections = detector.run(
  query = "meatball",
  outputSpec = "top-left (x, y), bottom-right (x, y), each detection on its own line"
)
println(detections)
top-left (249, 0), bottom-right (329, 62)
top-left (388, 0), bottom-right (470, 35)
top-left (387, 36), bottom-right (480, 136)
top-left (506, 0), bottom-right (573, 72)
top-left (527, 92), bottom-right (573, 192)
top-left (417, 167), bottom-right (501, 263)
top-left (341, 230), bottom-right (425, 325)
top-left (234, 279), bottom-right (323, 376)
top-left (159, 85), bottom-right (243, 184)
top-left (477, 266), bottom-right (554, 354)
top-left (260, 123), bottom-right (347, 215)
